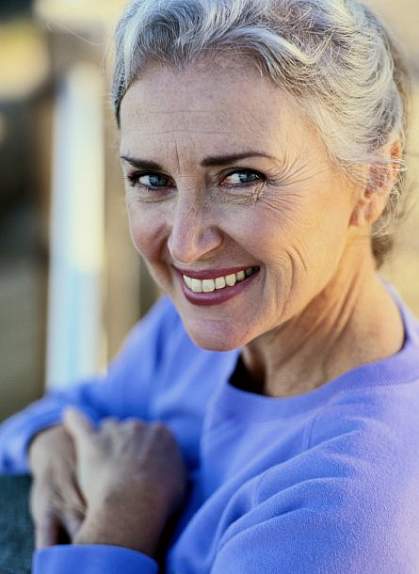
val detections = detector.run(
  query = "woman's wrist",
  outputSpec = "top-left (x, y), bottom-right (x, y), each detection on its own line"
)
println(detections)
top-left (73, 504), bottom-right (164, 557)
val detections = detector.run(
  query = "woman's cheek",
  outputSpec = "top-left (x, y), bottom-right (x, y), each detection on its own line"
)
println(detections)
top-left (127, 206), bottom-right (168, 260)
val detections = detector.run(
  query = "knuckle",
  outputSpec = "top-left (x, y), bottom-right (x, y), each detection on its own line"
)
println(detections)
top-left (100, 417), bottom-right (119, 430)
top-left (151, 421), bottom-right (172, 438)
top-left (123, 418), bottom-right (145, 430)
top-left (102, 416), bottom-right (118, 425)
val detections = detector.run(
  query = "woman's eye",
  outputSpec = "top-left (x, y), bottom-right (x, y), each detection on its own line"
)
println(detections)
top-left (126, 169), bottom-right (264, 193)
top-left (223, 170), bottom-right (264, 187)
top-left (127, 172), bottom-right (172, 190)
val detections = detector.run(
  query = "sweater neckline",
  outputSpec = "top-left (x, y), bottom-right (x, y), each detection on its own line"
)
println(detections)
top-left (211, 284), bottom-right (419, 424)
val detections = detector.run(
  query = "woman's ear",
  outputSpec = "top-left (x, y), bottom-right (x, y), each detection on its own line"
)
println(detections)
top-left (349, 139), bottom-right (402, 228)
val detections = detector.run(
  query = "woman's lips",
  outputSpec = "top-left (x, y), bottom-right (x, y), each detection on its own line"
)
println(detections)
top-left (174, 265), bottom-right (259, 280)
top-left (176, 266), bottom-right (260, 306)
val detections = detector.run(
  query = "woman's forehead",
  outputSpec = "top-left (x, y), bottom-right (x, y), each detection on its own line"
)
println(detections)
top-left (119, 109), bottom-right (293, 170)
top-left (120, 61), bottom-right (293, 131)
top-left (119, 63), bottom-right (309, 161)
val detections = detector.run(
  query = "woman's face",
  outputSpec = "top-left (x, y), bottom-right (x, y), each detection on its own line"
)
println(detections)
top-left (119, 59), bottom-right (360, 351)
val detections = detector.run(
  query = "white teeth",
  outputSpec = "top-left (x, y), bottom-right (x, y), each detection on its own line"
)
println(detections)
top-left (191, 278), bottom-right (203, 293)
top-left (202, 279), bottom-right (216, 293)
top-left (215, 277), bottom-right (226, 290)
top-left (225, 274), bottom-right (237, 287)
top-left (183, 275), bottom-right (193, 289)
top-left (183, 267), bottom-right (258, 293)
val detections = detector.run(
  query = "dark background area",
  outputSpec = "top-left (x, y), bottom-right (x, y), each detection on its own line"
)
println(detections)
top-left (0, 0), bottom-right (32, 18)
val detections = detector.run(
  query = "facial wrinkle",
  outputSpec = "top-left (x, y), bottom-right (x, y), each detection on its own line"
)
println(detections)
top-left (174, 138), bottom-right (181, 176)
top-left (249, 160), bottom-right (318, 218)
top-left (290, 242), bottom-right (309, 275)
top-left (210, 179), bottom-right (268, 207)
top-left (275, 145), bottom-right (333, 190)
top-left (283, 247), bottom-right (299, 324)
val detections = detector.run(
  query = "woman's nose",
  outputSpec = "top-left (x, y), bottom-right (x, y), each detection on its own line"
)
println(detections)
top-left (167, 196), bottom-right (223, 265)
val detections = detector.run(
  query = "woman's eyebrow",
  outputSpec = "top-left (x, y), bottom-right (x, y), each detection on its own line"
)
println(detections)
top-left (201, 152), bottom-right (277, 166)
top-left (120, 151), bottom-right (277, 170)
top-left (120, 156), bottom-right (163, 170)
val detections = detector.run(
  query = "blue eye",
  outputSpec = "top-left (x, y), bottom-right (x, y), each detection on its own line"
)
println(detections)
top-left (127, 172), bottom-right (172, 190)
top-left (223, 170), bottom-right (264, 186)
top-left (126, 169), bottom-right (264, 192)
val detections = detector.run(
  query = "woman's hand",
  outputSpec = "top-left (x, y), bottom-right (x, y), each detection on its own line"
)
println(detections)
top-left (28, 424), bottom-right (87, 549)
top-left (62, 408), bottom-right (187, 557)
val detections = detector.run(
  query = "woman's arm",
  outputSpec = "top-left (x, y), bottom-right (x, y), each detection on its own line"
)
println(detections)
top-left (0, 297), bottom-right (175, 474)
top-left (32, 407), bottom-right (187, 574)
top-left (64, 408), bottom-right (187, 557)
top-left (0, 297), bottom-right (180, 549)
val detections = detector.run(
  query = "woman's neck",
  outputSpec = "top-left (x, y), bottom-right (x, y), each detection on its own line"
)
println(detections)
top-left (241, 251), bottom-right (405, 398)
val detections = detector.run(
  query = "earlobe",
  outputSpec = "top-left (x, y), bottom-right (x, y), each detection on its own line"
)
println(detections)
top-left (348, 169), bottom-right (377, 228)
top-left (349, 195), bottom-right (372, 228)
top-left (350, 180), bottom-right (388, 229)
top-left (350, 138), bottom-right (402, 229)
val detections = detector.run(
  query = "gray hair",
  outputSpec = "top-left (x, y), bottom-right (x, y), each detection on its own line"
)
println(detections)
top-left (112, 0), bottom-right (411, 267)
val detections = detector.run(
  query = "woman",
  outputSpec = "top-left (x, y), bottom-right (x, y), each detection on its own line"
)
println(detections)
top-left (1, 0), bottom-right (419, 572)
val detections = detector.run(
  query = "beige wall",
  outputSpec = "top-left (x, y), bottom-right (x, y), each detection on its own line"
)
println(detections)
top-left (366, 0), bottom-right (419, 69)
top-left (382, 82), bottom-right (419, 316)
top-left (351, 1), bottom-right (419, 316)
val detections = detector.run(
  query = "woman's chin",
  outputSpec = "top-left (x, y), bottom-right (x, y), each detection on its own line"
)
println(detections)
top-left (191, 336), bottom-right (243, 352)
top-left (183, 319), bottom-right (252, 352)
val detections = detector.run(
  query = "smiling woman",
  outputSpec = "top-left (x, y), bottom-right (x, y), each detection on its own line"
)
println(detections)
top-left (1, 0), bottom-right (419, 573)
top-left (119, 64), bottom-right (378, 358)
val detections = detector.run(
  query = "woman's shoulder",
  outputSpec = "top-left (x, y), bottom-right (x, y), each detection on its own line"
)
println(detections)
top-left (256, 379), bottom-right (419, 540)
top-left (306, 287), bottom-right (419, 451)
top-left (306, 376), bottom-right (419, 478)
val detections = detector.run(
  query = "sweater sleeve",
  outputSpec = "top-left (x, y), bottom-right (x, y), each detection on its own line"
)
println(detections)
top-left (210, 401), bottom-right (419, 574)
top-left (32, 545), bottom-right (159, 574)
top-left (0, 297), bottom-right (176, 475)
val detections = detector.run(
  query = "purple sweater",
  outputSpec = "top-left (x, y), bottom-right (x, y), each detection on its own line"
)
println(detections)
top-left (1, 286), bottom-right (419, 573)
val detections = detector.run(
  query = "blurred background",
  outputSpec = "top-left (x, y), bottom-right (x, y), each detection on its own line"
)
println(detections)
top-left (0, 0), bottom-right (418, 421)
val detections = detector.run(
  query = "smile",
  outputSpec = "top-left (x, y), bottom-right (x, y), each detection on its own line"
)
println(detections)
top-left (182, 267), bottom-right (259, 293)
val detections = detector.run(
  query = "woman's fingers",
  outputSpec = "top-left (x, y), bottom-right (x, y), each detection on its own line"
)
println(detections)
top-left (31, 481), bottom-right (86, 548)
top-left (33, 509), bottom-right (84, 548)
top-left (34, 511), bottom-right (60, 549)
top-left (28, 423), bottom-right (90, 549)
top-left (60, 510), bottom-right (84, 540)
top-left (62, 408), bottom-right (95, 443)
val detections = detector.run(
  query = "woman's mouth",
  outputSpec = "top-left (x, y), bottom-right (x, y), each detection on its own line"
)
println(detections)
top-left (182, 266), bottom-right (259, 293)
top-left (175, 266), bottom-right (260, 306)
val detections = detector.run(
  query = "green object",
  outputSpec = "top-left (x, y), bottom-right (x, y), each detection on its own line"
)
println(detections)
top-left (0, 1), bottom-right (33, 19)
top-left (0, 475), bottom-right (34, 574)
